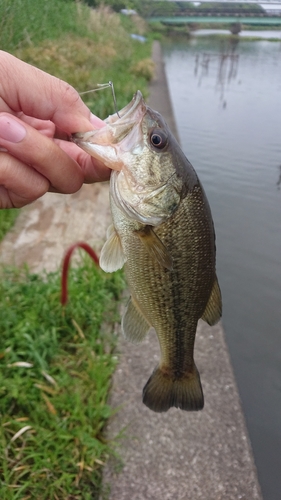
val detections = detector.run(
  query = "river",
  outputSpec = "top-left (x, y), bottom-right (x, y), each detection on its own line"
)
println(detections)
top-left (163, 34), bottom-right (281, 500)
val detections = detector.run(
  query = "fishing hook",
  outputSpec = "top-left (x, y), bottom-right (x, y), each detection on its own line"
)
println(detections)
top-left (79, 81), bottom-right (120, 118)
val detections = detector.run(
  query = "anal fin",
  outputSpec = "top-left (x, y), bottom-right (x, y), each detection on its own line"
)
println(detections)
top-left (201, 276), bottom-right (222, 326)
top-left (122, 297), bottom-right (151, 344)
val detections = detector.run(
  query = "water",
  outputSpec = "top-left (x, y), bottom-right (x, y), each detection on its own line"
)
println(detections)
top-left (163, 36), bottom-right (281, 500)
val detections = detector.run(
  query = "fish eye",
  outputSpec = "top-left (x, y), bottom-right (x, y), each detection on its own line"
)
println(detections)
top-left (150, 129), bottom-right (168, 149)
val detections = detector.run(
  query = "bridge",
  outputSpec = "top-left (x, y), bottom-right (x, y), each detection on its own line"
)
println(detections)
top-left (148, 0), bottom-right (281, 27)
top-left (149, 15), bottom-right (281, 25)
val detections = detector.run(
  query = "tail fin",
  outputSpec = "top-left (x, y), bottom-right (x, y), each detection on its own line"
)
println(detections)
top-left (142, 364), bottom-right (204, 413)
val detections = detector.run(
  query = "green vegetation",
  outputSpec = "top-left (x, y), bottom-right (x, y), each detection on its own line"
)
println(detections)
top-left (123, 1), bottom-right (265, 18)
top-left (0, 210), bottom-right (19, 243)
top-left (0, 262), bottom-right (125, 499)
top-left (1, 0), bottom-right (89, 51)
top-left (1, 0), bottom-right (153, 117)
top-left (177, 2), bottom-right (264, 14)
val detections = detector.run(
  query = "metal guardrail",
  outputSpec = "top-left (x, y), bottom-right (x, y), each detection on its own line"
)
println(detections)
top-left (165, 10), bottom-right (281, 16)
top-left (149, 15), bottom-right (281, 24)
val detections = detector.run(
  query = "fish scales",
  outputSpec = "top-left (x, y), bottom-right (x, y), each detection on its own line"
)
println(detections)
top-left (112, 187), bottom-right (215, 372)
top-left (72, 91), bottom-right (222, 413)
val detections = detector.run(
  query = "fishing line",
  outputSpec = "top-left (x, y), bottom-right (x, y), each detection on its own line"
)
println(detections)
top-left (79, 81), bottom-right (120, 118)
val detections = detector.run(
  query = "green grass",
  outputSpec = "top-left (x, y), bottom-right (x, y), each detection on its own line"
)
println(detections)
top-left (0, 210), bottom-right (19, 243)
top-left (0, 261), bottom-right (125, 499)
top-left (1, 0), bottom-right (153, 119)
top-left (0, 0), bottom-right (91, 51)
top-left (13, 14), bottom-right (153, 119)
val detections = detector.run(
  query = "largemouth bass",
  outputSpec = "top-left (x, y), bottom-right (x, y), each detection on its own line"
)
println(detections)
top-left (72, 91), bottom-right (222, 413)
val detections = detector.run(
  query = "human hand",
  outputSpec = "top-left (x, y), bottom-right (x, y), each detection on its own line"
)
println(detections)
top-left (0, 50), bottom-right (109, 209)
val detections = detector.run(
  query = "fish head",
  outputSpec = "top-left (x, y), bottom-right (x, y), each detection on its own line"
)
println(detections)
top-left (72, 91), bottom-right (197, 225)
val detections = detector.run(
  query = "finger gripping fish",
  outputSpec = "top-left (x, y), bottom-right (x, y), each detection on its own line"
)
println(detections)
top-left (72, 91), bottom-right (222, 413)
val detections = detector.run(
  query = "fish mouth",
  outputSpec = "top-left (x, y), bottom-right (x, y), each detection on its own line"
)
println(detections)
top-left (72, 91), bottom-right (145, 144)
top-left (71, 91), bottom-right (146, 169)
top-left (105, 90), bottom-right (144, 125)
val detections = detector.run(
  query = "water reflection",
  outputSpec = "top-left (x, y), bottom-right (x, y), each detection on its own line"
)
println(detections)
top-left (277, 165), bottom-right (281, 190)
top-left (217, 41), bottom-right (239, 102)
top-left (194, 39), bottom-right (240, 104)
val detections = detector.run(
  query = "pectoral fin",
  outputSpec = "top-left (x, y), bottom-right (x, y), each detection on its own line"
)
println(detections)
top-left (201, 276), bottom-right (222, 326)
top-left (122, 297), bottom-right (151, 344)
top-left (99, 225), bottom-right (126, 273)
top-left (136, 226), bottom-right (173, 270)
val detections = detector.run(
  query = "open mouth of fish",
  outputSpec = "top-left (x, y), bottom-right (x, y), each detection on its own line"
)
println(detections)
top-left (105, 90), bottom-right (144, 125)
top-left (72, 91), bottom-right (182, 226)
top-left (71, 91), bottom-right (146, 170)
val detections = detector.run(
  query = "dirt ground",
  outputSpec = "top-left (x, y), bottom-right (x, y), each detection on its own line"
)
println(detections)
top-left (0, 183), bottom-right (111, 274)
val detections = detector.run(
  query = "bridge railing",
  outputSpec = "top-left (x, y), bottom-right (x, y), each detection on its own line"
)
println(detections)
top-left (168, 10), bottom-right (281, 16)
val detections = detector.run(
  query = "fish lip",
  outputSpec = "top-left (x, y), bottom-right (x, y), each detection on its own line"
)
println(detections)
top-left (105, 90), bottom-right (144, 124)
top-left (71, 90), bottom-right (145, 144)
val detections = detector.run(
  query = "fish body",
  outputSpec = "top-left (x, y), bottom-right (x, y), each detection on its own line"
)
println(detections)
top-left (72, 91), bottom-right (222, 413)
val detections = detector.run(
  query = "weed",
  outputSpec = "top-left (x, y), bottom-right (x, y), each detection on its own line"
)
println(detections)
top-left (130, 58), bottom-right (155, 81)
top-left (0, 210), bottom-right (19, 243)
top-left (0, 261), bottom-right (125, 498)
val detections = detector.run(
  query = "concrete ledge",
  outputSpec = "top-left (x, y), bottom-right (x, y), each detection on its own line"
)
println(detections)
top-left (102, 41), bottom-right (263, 500)
top-left (0, 183), bottom-right (110, 274)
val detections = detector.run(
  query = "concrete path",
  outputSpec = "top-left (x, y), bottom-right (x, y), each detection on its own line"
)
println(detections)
top-left (0, 41), bottom-right (263, 500)
top-left (102, 42), bottom-right (263, 500)
top-left (0, 183), bottom-right (110, 274)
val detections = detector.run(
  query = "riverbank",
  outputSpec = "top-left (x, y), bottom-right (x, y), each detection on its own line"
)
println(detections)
top-left (0, 26), bottom-right (263, 496)
top-left (102, 41), bottom-right (263, 500)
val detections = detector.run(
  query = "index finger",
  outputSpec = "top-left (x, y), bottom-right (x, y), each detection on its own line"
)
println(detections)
top-left (0, 51), bottom-right (104, 134)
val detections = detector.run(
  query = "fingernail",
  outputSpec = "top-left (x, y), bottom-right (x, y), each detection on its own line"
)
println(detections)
top-left (0, 115), bottom-right (26, 143)
top-left (90, 113), bottom-right (105, 128)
